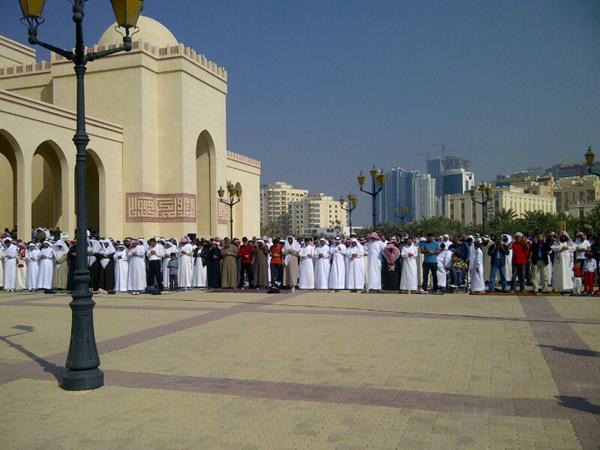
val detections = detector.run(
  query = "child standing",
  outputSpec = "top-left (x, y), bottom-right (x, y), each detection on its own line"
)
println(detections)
top-left (573, 260), bottom-right (583, 295)
top-left (167, 253), bottom-right (179, 291)
top-left (583, 253), bottom-right (597, 294)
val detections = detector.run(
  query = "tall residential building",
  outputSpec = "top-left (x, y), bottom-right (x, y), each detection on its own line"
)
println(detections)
top-left (444, 186), bottom-right (556, 227)
top-left (377, 167), bottom-right (436, 224)
top-left (288, 193), bottom-right (348, 236)
top-left (441, 168), bottom-right (475, 196)
top-left (426, 155), bottom-right (471, 197)
top-left (260, 181), bottom-right (308, 233)
top-left (553, 175), bottom-right (600, 214)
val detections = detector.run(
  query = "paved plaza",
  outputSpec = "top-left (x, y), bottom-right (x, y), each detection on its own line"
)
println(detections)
top-left (0, 290), bottom-right (599, 449)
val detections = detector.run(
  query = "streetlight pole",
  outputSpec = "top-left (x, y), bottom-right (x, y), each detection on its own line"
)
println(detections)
top-left (469, 184), bottom-right (493, 235)
top-left (17, 0), bottom-right (143, 391)
top-left (218, 181), bottom-right (242, 238)
top-left (357, 165), bottom-right (385, 229)
top-left (339, 194), bottom-right (358, 235)
top-left (393, 206), bottom-right (409, 226)
top-left (584, 146), bottom-right (600, 177)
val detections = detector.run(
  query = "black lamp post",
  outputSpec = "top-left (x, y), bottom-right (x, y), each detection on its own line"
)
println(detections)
top-left (218, 181), bottom-right (242, 238)
top-left (358, 165), bottom-right (385, 228)
top-left (469, 183), bottom-right (493, 235)
top-left (585, 146), bottom-right (599, 177)
top-left (18, 0), bottom-right (143, 391)
top-left (393, 206), bottom-right (409, 226)
top-left (339, 193), bottom-right (358, 235)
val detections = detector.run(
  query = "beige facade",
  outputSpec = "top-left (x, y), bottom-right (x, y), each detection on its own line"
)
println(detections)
top-left (0, 17), bottom-right (260, 240)
top-left (289, 193), bottom-right (347, 236)
top-left (553, 175), bottom-right (600, 213)
top-left (445, 186), bottom-right (556, 226)
top-left (260, 181), bottom-right (308, 233)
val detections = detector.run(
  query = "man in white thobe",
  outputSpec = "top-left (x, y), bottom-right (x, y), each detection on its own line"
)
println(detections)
top-left (346, 239), bottom-right (365, 291)
top-left (36, 241), bottom-right (55, 291)
top-left (328, 237), bottom-right (346, 290)
top-left (551, 234), bottom-right (576, 292)
top-left (113, 244), bottom-right (129, 293)
top-left (298, 238), bottom-right (315, 289)
top-left (26, 243), bottom-right (40, 291)
top-left (400, 239), bottom-right (419, 292)
top-left (178, 237), bottom-right (194, 289)
top-left (2, 238), bottom-right (18, 292)
top-left (365, 233), bottom-right (385, 291)
top-left (127, 241), bottom-right (147, 294)
top-left (313, 238), bottom-right (330, 289)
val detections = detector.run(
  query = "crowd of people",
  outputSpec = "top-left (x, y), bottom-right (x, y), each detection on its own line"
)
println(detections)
top-left (1, 227), bottom-right (599, 296)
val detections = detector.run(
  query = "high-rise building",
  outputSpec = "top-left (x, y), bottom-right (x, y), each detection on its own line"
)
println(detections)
top-left (441, 168), bottom-right (475, 196)
top-left (377, 167), bottom-right (436, 224)
top-left (288, 193), bottom-right (348, 236)
top-left (260, 181), bottom-right (308, 233)
top-left (426, 155), bottom-right (471, 197)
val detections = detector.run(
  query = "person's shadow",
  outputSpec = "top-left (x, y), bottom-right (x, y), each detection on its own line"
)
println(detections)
top-left (0, 325), bottom-right (64, 383)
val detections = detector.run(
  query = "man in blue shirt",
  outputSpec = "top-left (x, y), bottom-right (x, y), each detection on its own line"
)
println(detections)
top-left (420, 233), bottom-right (440, 293)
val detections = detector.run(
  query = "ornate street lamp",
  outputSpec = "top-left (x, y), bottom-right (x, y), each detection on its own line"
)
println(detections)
top-left (469, 183), bottom-right (493, 235)
top-left (339, 193), bottom-right (358, 235)
top-left (585, 146), bottom-right (599, 177)
top-left (393, 206), bottom-right (409, 225)
top-left (18, 0), bottom-right (143, 391)
top-left (357, 165), bottom-right (385, 228)
top-left (218, 181), bottom-right (242, 238)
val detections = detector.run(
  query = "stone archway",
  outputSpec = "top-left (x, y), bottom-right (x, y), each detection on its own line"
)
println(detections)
top-left (196, 131), bottom-right (216, 237)
top-left (73, 149), bottom-right (103, 235)
top-left (31, 140), bottom-right (67, 229)
top-left (0, 130), bottom-right (19, 233)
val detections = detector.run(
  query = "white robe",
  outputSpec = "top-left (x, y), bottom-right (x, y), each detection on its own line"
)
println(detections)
top-left (0, 246), bottom-right (3, 288)
top-left (178, 243), bottom-right (194, 288)
top-left (36, 247), bottom-right (54, 290)
top-left (128, 245), bottom-right (147, 291)
top-left (470, 248), bottom-right (485, 292)
top-left (298, 245), bottom-right (315, 289)
top-left (113, 250), bottom-right (129, 292)
top-left (436, 250), bottom-right (452, 289)
top-left (16, 250), bottom-right (26, 290)
top-left (366, 240), bottom-right (386, 290)
top-left (313, 244), bottom-right (330, 289)
top-left (192, 253), bottom-right (207, 287)
top-left (26, 248), bottom-right (40, 290)
top-left (551, 242), bottom-right (575, 291)
top-left (2, 244), bottom-right (18, 290)
top-left (329, 244), bottom-right (346, 290)
top-left (162, 245), bottom-right (179, 284)
top-left (346, 244), bottom-right (365, 290)
top-left (400, 245), bottom-right (418, 291)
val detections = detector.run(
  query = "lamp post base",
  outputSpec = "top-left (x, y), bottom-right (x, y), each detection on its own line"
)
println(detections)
top-left (61, 367), bottom-right (104, 391)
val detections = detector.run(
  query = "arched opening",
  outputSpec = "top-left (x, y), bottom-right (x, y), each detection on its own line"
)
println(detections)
top-left (74, 150), bottom-right (102, 235)
top-left (31, 141), bottom-right (65, 229)
top-left (196, 131), bottom-right (215, 236)
top-left (0, 132), bottom-right (18, 232)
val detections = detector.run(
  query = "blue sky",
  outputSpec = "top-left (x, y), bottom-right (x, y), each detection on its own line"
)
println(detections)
top-left (1, 0), bottom-right (599, 225)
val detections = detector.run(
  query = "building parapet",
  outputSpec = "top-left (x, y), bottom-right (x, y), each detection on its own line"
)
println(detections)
top-left (227, 150), bottom-right (261, 169)
top-left (0, 60), bottom-right (51, 78)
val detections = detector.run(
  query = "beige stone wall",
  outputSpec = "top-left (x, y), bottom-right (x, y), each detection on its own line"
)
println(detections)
top-left (0, 36), bottom-right (36, 68)
top-left (225, 153), bottom-right (261, 238)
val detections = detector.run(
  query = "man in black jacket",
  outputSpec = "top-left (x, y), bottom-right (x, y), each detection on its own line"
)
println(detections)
top-left (530, 232), bottom-right (551, 292)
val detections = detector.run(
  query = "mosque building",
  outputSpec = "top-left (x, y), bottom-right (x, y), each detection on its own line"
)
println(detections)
top-left (0, 16), bottom-right (261, 240)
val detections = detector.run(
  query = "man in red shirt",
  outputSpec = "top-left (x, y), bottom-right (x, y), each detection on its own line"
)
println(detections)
top-left (269, 239), bottom-right (284, 288)
top-left (237, 237), bottom-right (254, 289)
top-left (510, 232), bottom-right (531, 293)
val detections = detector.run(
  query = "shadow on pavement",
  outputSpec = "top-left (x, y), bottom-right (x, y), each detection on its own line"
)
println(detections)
top-left (0, 325), bottom-right (64, 384)
top-left (539, 344), bottom-right (600, 357)
top-left (556, 396), bottom-right (600, 415)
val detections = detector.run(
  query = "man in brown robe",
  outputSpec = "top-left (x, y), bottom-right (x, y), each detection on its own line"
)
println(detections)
top-left (220, 238), bottom-right (238, 289)
top-left (252, 240), bottom-right (269, 289)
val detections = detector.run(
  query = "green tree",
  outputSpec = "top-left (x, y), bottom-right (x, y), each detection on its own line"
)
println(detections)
top-left (260, 221), bottom-right (284, 238)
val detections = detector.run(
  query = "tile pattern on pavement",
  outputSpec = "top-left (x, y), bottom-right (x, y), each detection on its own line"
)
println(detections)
top-left (0, 289), bottom-right (598, 449)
